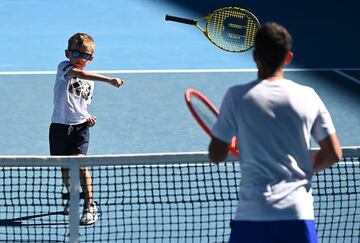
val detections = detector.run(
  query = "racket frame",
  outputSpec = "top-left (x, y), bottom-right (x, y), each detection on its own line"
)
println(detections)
top-left (165, 14), bottom-right (207, 32)
top-left (166, 6), bottom-right (261, 53)
top-left (185, 88), bottom-right (239, 157)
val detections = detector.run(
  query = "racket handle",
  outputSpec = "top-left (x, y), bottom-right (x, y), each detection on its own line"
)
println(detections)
top-left (165, 15), bottom-right (196, 25)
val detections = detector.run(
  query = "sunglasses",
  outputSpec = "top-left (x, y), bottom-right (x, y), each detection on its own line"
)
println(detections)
top-left (68, 50), bottom-right (93, 61)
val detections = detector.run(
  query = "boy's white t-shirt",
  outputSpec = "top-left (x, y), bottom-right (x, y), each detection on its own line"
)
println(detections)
top-left (51, 61), bottom-right (94, 125)
top-left (212, 79), bottom-right (336, 221)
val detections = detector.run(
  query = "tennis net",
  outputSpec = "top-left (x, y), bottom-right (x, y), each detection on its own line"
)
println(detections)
top-left (0, 147), bottom-right (359, 242)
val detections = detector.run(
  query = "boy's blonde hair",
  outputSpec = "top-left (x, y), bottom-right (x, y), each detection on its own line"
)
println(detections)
top-left (68, 33), bottom-right (95, 53)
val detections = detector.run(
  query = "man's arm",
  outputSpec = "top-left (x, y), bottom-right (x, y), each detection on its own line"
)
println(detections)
top-left (208, 136), bottom-right (229, 164)
top-left (312, 133), bottom-right (342, 173)
top-left (69, 68), bottom-right (124, 87)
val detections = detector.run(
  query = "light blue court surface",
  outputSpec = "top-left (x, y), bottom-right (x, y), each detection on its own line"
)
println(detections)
top-left (0, 0), bottom-right (359, 155)
top-left (0, 70), bottom-right (359, 155)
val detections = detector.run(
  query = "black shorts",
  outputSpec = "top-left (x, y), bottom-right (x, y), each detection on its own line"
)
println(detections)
top-left (49, 122), bottom-right (89, 155)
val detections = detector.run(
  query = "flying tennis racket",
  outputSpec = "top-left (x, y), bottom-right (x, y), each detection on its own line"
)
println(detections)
top-left (165, 7), bottom-right (260, 52)
top-left (185, 88), bottom-right (239, 157)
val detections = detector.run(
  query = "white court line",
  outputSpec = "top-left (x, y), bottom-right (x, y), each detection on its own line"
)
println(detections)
top-left (333, 69), bottom-right (360, 85)
top-left (0, 68), bottom-right (360, 75)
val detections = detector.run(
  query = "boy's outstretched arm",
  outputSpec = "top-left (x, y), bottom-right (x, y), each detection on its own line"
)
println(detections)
top-left (69, 68), bottom-right (124, 87)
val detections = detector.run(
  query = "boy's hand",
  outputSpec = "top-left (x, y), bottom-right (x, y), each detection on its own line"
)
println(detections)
top-left (87, 116), bottom-right (97, 127)
top-left (109, 78), bottom-right (124, 88)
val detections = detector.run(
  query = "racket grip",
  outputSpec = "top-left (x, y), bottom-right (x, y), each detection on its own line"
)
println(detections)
top-left (165, 15), bottom-right (196, 25)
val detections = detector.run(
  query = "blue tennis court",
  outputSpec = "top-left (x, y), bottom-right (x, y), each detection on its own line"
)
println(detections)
top-left (0, 0), bottom-right (359, 71)
top-left (0, 0), bottom-right (359, 154)
top-left (0, 69), bottom-right (359, 155)
top-left (0, 0), bottom-right (359, 242)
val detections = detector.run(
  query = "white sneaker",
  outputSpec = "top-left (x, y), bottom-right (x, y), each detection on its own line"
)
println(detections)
top-left (80, 202), bottom-right (98, 225)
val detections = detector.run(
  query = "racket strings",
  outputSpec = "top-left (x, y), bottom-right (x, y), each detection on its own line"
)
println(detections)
top-left (207, 8), bottom-right (259, 52)
top-left (244, 17), bottom-right (259, 47)
top-left (190, 94), bottom-right (217, 130)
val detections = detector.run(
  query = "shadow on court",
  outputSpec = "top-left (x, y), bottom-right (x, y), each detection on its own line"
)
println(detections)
top-left (0, 211), bottom-right (66, 227)
top-left (160, 0), bottom-right (360, 69)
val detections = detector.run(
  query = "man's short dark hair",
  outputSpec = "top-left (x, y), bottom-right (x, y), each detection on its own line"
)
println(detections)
top-left (254, 22), bottom-right (292, 72)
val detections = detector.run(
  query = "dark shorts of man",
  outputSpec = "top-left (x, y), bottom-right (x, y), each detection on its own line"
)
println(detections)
top-left (229, 220), bottom-right (318, 243)
top-left (49, 122), bottom-right (89, 155)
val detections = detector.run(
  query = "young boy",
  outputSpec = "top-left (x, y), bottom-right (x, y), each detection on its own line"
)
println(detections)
top-left (49, 33), bottom-right (124, 225)
top-left (209, 22), bottom-right (342, 242)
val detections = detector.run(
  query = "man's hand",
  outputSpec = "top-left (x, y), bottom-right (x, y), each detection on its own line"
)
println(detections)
top-left (208, 136), bottom-right (229, 164)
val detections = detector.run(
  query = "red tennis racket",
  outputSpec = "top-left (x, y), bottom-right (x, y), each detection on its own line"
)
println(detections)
top-left (185, 88), bottom-right (239, 157)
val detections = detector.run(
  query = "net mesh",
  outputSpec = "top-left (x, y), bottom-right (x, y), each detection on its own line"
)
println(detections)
top-left (0, 166), bottom-right (67, 241)
top-left (313, 155), bottom-right (360, 242)
top-left (0, 148), bottom-right (359, 242)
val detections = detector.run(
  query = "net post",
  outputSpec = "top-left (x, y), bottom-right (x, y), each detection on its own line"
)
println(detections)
top-left (68, 160), bottom-right (80, 243)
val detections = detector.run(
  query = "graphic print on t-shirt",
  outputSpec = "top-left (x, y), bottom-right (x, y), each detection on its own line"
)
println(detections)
top-left (68, 77), bottom-right (92, 101)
